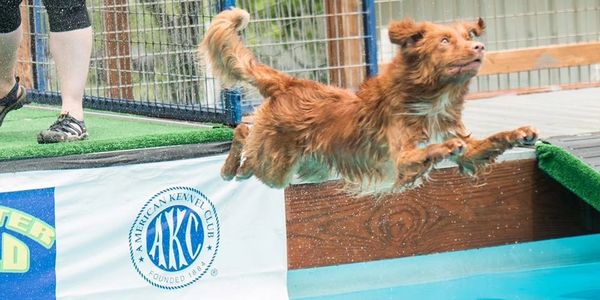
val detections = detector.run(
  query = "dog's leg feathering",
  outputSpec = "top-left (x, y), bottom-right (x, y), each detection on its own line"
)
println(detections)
top-left (393, 138), bottom-right (467, 188)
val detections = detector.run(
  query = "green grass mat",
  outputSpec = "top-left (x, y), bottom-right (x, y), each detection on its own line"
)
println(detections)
top-left (536, 143), bottom-right (600, 211)
top-left (0, 107), bottom-right (233, 161)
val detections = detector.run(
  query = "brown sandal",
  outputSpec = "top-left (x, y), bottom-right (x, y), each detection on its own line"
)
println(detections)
top-left (0, 77), bottom-right (28, 128)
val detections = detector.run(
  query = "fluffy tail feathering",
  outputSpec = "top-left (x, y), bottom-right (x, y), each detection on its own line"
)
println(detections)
top-left (200, 8), bottom-right (290, 96)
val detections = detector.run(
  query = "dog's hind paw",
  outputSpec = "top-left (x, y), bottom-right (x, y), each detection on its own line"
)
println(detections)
top-left (235, 162), bottom-right (254, 181)
top-left (221, 162), bottom-right (239, 181)
top-left (221, 170), bottom-right (236, 181)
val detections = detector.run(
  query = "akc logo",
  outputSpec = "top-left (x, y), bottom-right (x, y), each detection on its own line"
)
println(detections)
top-left (129, 187), bottom-right (220, 289)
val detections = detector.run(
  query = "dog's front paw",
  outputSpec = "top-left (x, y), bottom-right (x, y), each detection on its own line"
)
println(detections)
top-left (441, 138), bottom-right (467, 157)
top-left (447, 138), bottom-right (467, 156)
top-left (426, 138), bottom-right (467, 162)
top-left (511, 126), bottom-right (539, 146)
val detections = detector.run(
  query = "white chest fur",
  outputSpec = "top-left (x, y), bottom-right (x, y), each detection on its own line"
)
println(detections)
top-left (407, 93), bottom-right (453, 147)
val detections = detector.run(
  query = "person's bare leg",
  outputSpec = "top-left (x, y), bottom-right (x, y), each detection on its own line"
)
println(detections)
top-left (0, 24), bottom-right (27, 127)
top-left (0, 25), bottom-right (22, 100)
top-left (48, 26), bottom-right (92, 121)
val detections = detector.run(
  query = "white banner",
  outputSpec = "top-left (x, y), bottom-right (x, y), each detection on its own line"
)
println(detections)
top-left (0, 155), bottom-right (288, 300)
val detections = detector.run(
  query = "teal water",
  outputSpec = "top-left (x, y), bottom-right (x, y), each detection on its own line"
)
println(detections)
top-left (302, 261), bottom-right (600, 299)
top-left (289, 234), bottom-right (600, 300)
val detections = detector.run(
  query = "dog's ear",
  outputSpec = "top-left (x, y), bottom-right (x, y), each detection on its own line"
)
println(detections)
top-left (466, 17), bottom-right (486, 37)
top-left (388, 19), bottom-right (425, 47)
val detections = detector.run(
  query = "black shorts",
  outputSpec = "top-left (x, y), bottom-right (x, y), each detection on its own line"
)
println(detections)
top-left (0, 0), bottom-right (90, 33)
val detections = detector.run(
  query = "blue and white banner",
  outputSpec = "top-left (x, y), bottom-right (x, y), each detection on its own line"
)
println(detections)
top-left (0, 155), bottom-right (288, 299)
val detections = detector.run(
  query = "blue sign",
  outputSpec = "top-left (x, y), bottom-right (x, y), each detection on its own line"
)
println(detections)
top-left (0, 188), bottom-right (56, 300)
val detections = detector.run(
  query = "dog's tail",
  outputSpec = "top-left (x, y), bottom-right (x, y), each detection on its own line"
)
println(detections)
top-left (200, 8), bottom-right (291, 96)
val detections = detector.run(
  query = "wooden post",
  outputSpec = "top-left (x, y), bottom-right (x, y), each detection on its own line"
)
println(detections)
top-left (325, 0), bottom-right (365, 89)
top-left (103, 0), bottom-right (133, 99)
top-left (16, 3), bottom-right (33, 89)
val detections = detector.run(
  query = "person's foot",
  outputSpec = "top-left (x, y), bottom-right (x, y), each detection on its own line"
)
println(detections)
top-left (37, 113), bottom-right (88, 143)
top-left (0, 77), bottom-right (28, 128)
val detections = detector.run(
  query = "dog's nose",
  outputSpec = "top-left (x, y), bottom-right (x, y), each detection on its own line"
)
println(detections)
top-left (473, 42), bottom-right (485, 53)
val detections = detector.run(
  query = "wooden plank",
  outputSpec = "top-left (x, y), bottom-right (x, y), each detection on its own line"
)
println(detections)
top-left (478, 42), bottom-right (600, 75)
top-left (16, 3), bottom-right (33, 89)
top-left (102, 0), bottom-right (134, 99)
top-left (325, 1), bottom-right (365, 89)
top-left (379, 42), bottom-right (600, 77)
top-left (285, 159), bottom-right (598, 269)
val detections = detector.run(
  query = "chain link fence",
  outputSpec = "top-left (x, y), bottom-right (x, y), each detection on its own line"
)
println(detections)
top-left (20, 0), bottom-right (229, 123)
top-left (234, 0), bottom-right (374, 111)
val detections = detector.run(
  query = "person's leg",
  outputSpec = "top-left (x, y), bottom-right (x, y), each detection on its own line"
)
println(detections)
top-left (0, 0), bottom-right (23, 98)
top-left (38, 0), bottom-right (91, 142)
top-left (0, 1), bottom-right (28, 127)
top-left (45, 0), bottom-right (92, 121)
top-left (0, 27), bottom-right (21, 99)
top-left (48, 27), bottom-right (92, 121)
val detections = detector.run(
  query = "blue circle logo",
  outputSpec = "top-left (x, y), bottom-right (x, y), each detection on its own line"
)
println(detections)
top-left (145, 205), bottom-right (204, 272)
top-left (129, 187), bottom-right (220, 289)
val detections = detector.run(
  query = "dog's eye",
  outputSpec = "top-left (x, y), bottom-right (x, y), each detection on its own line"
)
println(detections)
top-left (469, 30), bottom-right (478, 40)
top-left (441, 37), bottom-right (450, 45)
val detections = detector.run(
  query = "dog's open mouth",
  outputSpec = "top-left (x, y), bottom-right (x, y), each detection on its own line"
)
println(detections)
top-left (449, 58), bottom-right (482, 74)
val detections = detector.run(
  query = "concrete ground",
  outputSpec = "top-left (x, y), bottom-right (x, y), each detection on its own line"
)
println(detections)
top-left (463, 87), bottom-right (600, 139)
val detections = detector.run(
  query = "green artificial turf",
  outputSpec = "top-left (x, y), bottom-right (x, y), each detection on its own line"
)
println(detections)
top-left (0, 107), bottom-right (233, 161)
top-left (536, 142), bottom-right (600, 211)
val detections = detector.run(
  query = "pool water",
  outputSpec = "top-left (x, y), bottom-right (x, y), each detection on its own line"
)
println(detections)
top-left (289, 234), bottom-right (600, 300)
top-left (304, 261), bottom-right (600, 299)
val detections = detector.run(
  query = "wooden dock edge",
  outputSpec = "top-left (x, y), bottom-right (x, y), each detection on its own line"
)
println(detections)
top-left (285, 156), bottom-right (600, 269)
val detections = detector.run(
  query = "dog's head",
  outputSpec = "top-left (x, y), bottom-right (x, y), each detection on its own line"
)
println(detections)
top-left (389, 18), bottom-right (486, 84)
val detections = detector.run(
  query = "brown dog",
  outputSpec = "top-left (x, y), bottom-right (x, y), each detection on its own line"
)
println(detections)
top-left (200, 8), bottom-right (538, 193)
